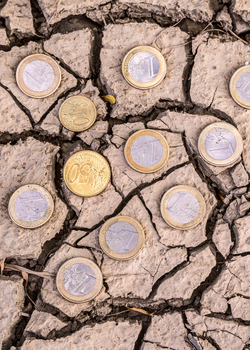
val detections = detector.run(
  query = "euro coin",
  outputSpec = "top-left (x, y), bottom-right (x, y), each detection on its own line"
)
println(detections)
top-left (198, 122), bottom-right (243, 166)
top-left (59, 96), bottom-right (97, 132)
top-left (63, 150), bottom-right (111, 197)
top-left (8, 184), bottom-right (54, 229)
top-left (99, 216), bottom-right (145, 261)
top-left (230, 64), bottom-right (250, 108)
top-left (124, 129), bottom-right (169, 173)
top-left (16, 54), bottom-right (61, 98)
top-left (122, 46), bottom-right (166, 89)
top-left (56, 257), bottom-right (103, 303)
top-left (160, 185), bottom-right (206, 230)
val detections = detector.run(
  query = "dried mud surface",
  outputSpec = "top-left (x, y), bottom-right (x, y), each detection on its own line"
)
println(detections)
top-left (1, 1), bottom-right (250, 350)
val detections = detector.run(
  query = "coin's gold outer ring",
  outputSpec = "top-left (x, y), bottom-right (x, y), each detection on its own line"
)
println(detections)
top-left (63, 150), bottom-right (111, 197)
top-left (124, 129), bottom-right (169, 173)
top-left (16, 54), bottom-right (61, 98)
top-left (8, 184), bottom-right (54, 229)
top-left (59, 96), bottom-right (97, 132)
top-left (56, 257), bottom-right (103, 303)
top-left (230, 65), bottom-right (250, 109)
top-left (160, 185), bottom-right (206, 230)
top-left (99, 216), bottom-right (145, 261)
top-left (198, 122), bottom-right (243, 167)
top-left (122, 46), bottom-right (167, 90)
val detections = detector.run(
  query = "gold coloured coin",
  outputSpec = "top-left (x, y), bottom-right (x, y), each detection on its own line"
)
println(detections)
top-left (8, 184), bottom-right (54, 229)
top-left (63, 150), bottom-right (111, 197)
top-left (122, 46), bottom-right (166, 89)
top-left (16, 54), bottom-right (61, 98)
top-left (198, 122), bottom-right (243, 167)
top-left (56, 257), bottom-right (103, 303)
top-left (59, 96), bottom-right (97, 132)
top-left (160, 185), bottom-right (206, 230)
top-left (99, 216), bottom-right (145, 261)
top-left (230, 64), bottom-right (250, 108)
top-left (124, 129), bottom-right (169, 173)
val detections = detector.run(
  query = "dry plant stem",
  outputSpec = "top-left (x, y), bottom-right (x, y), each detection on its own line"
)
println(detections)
top-left (4, 263), bottom-right (56, 279)
top-left (227, 28), bottom-right (249, 44)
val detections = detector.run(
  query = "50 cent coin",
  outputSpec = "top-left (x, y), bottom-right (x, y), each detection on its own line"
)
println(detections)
top-left (198, 122), bottom-right (243, 166)
top-left (124, 129), bottom-right (169, 173)
top-left (8, 184), bottom-right (54, 229)
top-left (56, 257), bottom-right (103, 303)
top-left (16, 54), bottom-right (61, 98)
top-left (63, 151), bottom-right (111, 197)
top-left (122, 46), bottom-right (166, 89)
top-left (99, 216), bottom-right (145, 261)
top-left (160, 185), bottom-right (206, 230)
top-left (59, 96), bottom-right (97, 132)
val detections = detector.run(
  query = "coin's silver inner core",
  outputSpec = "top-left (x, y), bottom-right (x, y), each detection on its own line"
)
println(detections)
top-left (130, 135), bottom-right (163, 167)
top-left (167, 191), bottom-right (199, 224)
top-left (14, 190), bottom-right (47, 222)
top-left (204, 128), bottom-right (237, 160)
top-left (63, 264), bottom-right (96, 296)
top-left (236, 71), bottom-right (250, 102)
top-left (128, 52), bottom-right (160, 83)
top-left (106, 222), bottom-right (139, 254)
top-left (23, 60), bottom-right (55, 92)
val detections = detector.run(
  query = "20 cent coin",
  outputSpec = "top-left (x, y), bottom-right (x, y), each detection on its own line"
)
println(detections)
top-left (56, 257), bottom-right (103, 303)
top-left (198, 122), bottom-right (243, 166)
top-left (230, 64), bottom-right (250, 108)
top-left (8, 184), bottom-right (54, 229)
top-left (124, 129), bottom-right (169, 173)
top-left (16, 54), bottom-right (61, 98)
top-left (99, 216), bottom-right (145, 261)
top-left (160, 185), bottom-right (206, 230)
top-left (63, 150), bottom-right (111, 197)
top-left (59, 96), bottom-right (97, 132)
top-left (122, 46), bottom-right (166, 89)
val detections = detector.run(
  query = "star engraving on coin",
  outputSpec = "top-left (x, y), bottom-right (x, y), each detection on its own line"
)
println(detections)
top-left (204, 128), bottom-right (236, 160)
top-left (106, 222), bottom-right (139, 254)
top-left (59, 96), bottom-right (97, 132)
top-left (23, 60), bottom-right (55, 92)
top-left (63, 264), bottom-right (96, 297)
top-left (130, 134), bottom-right (164, 167)
top-left (64, 151), bottom-right (111, 197)
top-left (14, 190), bottom-right (47, 222)
top-left (128, 52), bottom-right (160, 83)
top-left (236, 71), bottom-right (250, 102)
top-left (167, 191), bottom-right (199, 224)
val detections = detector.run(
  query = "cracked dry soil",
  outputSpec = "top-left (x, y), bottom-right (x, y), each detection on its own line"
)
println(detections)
top-left (3, 0), bottom-right (250, 350)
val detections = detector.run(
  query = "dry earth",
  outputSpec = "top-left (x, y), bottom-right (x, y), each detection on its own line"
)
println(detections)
top-left (1, 0), bottom-right (250, 350)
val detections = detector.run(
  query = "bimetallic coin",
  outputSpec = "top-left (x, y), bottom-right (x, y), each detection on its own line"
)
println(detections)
top-left (63, 150), bottom-right (111, 197)
top-left (160, 185), bottom-right (206, 230)
top-left (230, 65), bottom-right (250, 108)
top-left (99, 216), bottom-right (145, 260)
top-left (124, 129), bottom-right (169, 173)
top-left (122, 46), bottom-right (166, 89)
top-left (8, 184), bottom-right (54, 229)
top-left (16, 54), bottom-right (61, 98)
top-left (56, 257), bottom-right (103, 303)
top-left (59, 96), bottom-right (97, 132)
top-left (198, 122), bottom-right (243, 166)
